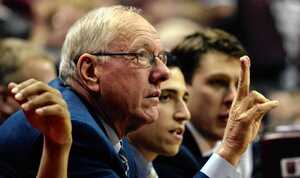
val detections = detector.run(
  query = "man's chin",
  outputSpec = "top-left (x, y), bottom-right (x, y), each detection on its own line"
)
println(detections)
top-left (126, 108), bottom-right (159, 133)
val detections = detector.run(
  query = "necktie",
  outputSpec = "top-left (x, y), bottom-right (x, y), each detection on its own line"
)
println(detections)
top-left (119, 141), bottom-right (129, 177)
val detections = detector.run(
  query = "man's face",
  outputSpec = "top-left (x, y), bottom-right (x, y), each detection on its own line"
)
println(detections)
top-left (97, 15), bottom-right (169, 132)
top-left (128, 67), bottom-right (190, 156)
top-left (188, 51), bottom-right (240, 141)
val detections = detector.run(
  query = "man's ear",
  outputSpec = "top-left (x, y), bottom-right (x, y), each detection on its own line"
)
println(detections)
top-left (76, 53), bottom-right (100, 92)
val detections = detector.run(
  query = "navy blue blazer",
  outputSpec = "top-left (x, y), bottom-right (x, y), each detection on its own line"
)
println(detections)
top-left (153, 128), bottom-right (209, 178)
top-left (0, 78), bottom-right (136, 178)
top-left (123, 140), bottom-right (148, 178)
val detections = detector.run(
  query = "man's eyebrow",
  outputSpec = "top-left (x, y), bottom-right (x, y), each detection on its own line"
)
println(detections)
top-left (132, 37), bottom-right (158, 51)
top-left (162, 88), bottom-right (190, 100)
top-left (162, 89), bottom-right (178, 95)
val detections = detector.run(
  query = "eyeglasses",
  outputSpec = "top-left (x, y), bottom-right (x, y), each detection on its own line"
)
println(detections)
top-left (90, 50), bottom-right (168, 67)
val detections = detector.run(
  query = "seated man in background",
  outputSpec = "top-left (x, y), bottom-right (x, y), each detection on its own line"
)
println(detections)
top-left (153, 29), bottom-right (264, 178)
top-left (0, 6), bottom-right (278, 178)
top-left (0, 38), bottom-right (57, 123)
top-left (128, 29), bottom-right (279, 178)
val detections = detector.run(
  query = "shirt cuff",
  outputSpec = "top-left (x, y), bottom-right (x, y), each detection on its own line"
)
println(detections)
top-left (200, 153), bottom-right (241, 178)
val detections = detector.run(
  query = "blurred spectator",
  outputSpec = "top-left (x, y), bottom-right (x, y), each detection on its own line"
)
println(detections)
top-left (268, 90), bottom-right (300, 131)
top-left (156, 17), bottom-right (202, 50)
top-left (0, 1), bottom-right (31, 38)
top-left (271, 0), bottom-right (300, 89)
top-left (214, 0), bottom-right (287, 91)
top-left (0, 38), bottom-right (57, 123)
top-left (122, 0), bottom-right (214, 25)
top-left (200, 0), bottom-right (237, 26)
top-left (31, 0), bottom-right (119, 63)
top-left (31, 0), bottom-right (86, 63)
top-left (2, 0), bottom-right (33, 19)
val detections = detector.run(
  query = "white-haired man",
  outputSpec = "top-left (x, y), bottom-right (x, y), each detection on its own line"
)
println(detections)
top-left (0, 5), bottom-right (168, 178)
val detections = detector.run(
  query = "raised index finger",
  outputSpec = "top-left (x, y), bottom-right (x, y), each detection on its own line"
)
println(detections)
top-left (236, 56), bottom-right (250, 101)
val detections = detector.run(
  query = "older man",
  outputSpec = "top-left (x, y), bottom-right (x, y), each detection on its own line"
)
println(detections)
top-left (0, 6), bottom-right (169, 178)
top-left (0, 6), bottom-right (278, 178)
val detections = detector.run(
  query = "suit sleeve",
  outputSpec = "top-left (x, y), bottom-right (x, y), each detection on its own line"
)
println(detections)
top-left (0, 113), bottom-right (124, 178)
top-left (0, 111), bottom-right (41, 178)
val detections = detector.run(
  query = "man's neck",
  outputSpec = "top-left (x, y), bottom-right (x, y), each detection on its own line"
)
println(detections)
top-left (130, 141), bottom-right (158, 162)
top-left (101, 120), bottom-right (121, 152)
top-left (186, 122), bottom-right (218, 155)
top-left (138, 148), bottom-right (157, 162)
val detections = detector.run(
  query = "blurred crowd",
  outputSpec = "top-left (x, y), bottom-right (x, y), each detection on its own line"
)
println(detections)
top-left (0, 1), bottom-right (299, 178)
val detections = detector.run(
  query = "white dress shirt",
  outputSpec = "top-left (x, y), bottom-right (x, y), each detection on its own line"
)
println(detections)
top-left (187, 122), bottom-right (253, 178)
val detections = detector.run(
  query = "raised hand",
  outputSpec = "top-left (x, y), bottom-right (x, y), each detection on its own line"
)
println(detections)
top-left (8, 79), bottom-right (72, 145)
top-left (217, 56), bottom-right (279, 165)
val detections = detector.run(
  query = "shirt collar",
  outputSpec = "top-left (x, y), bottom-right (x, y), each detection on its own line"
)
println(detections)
top-left (186, 122), bottom-right (220, 156)
top-left (129, 143), bottom-right (151, 177)
top-left (101, 120), bottom-right (121, 153)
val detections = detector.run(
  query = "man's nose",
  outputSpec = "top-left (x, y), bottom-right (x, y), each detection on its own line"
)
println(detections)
top-left (174, 100), bottom-right (191, 123)
top-left (149, 59), bottom-right (169, 85)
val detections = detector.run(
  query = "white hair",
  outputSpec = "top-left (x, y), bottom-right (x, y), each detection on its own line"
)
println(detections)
top-left (59, 5), bottom-right (140, 82)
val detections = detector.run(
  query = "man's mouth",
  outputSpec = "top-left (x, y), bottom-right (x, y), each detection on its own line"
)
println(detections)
top-left (169, 127), bottom-right (185, 140)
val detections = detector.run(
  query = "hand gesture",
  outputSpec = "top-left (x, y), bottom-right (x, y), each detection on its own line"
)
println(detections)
top-left (217, 56), bottom-right (279, 165)
top-left (8, 79), bottom-right (72, 146)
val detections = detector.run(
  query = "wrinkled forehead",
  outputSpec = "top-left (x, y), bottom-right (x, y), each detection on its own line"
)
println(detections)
top-left (111, 14), bottom-right (162, 52)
